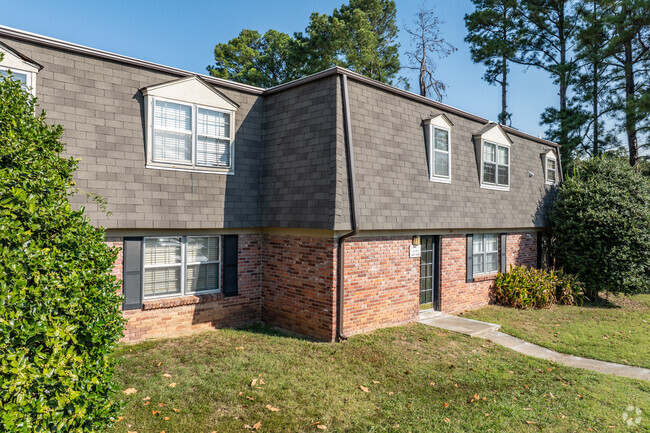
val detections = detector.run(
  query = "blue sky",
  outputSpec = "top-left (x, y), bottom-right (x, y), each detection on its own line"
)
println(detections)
top-left (0, 0), bottom-right (559, 138)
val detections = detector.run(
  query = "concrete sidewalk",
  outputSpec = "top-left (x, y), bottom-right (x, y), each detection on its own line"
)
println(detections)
top-left (419, 313), bottom-right (650, 382)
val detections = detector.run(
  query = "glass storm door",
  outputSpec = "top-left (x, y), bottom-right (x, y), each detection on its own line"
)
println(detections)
top-left (419, 236), bottom-right (440, 311)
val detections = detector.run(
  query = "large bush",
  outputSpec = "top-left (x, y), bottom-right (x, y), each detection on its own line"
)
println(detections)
top-left (494, 266), bottom-right (583, 309)
top-left (550, 157), bottom-right (650, 298)
top-left (0, 71), bottom-right (124, 430)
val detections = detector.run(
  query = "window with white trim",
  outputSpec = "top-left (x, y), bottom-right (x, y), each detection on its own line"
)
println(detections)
top-left (482, 141), bottom-right (510, 188)
top-left (143, 236), bottom-right (220, 299)
top-left (473, 234), bottom-right (498, 275)
top-left (424, 114), bottom-right (453, 183)
top-left (545, 154), bottom-right (557, 184)
top-left (151, 99), bottom-right (232, 169)
top-left (432, 128), bottom-right (450, 179)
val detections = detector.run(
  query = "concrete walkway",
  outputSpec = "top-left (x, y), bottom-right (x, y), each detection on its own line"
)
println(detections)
top-left (419, 312), bottom-right (650, 382)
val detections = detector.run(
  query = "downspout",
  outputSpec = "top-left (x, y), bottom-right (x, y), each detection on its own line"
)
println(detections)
top-left (337, 74), bottom-right (359, 341)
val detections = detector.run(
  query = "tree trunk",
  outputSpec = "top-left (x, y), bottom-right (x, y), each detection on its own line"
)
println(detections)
top-left (624, 37), bottom-right (639, 168)
top-left (592, 0), bottom-right (599, 156)
top-left (558, 4), bottom-right (568, 147)
top-left (419, 36), bottom-right (427, 97)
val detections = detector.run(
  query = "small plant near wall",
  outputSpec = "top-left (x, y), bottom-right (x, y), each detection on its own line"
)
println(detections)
top-left (494, 266), bottom-right (583, 309)
top-left (0, 67), bottom-right (124, 430)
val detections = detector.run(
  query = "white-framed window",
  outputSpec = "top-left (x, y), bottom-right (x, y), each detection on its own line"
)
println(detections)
top-left (143, 236), bottom-right (221, 299)
top-left (424, 114), bottom-right (453, 183)
top-left (150, 97), bottom-right (233, 170)
top-left (473, 234), bottom-right (499, 275)
top-left (142, 76), bottom-right (238, 175)
top-left (545, 153), bottom-right (557, 185)
top-left (481, 141), bottom-right (510, 190)
top-left (0, 66), bottom-right (36, 96)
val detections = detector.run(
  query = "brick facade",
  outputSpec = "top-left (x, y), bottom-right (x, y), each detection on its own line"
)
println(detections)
top-left (261, 235), bottom-right (338, 341)
top-left (109, 231), bottom-right (538, 343)
top-left (341, 237), bottom-right (419, 337)
top-left (114, 234), bottom-right (262, 343)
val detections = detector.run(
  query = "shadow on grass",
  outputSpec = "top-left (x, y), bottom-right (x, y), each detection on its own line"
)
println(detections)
top-left (236, 323), bottom-right (327, 343)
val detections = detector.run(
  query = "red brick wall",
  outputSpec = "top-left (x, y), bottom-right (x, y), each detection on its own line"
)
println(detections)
top-left (106, 238), bottom-right (123, 296)
top-left (112, 234), bottom-right (263, 343)
top-left (342, 237), bottom-right (420, 337)
top-left (440, 232), bottom-right (538, 314)
top-left (261, 235), bottom-right (337, 341)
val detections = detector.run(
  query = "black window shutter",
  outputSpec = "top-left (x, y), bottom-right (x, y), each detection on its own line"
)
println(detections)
top-left (123, 237), bottom-right (143, 310)
top-left (500, 233), bottom-right (507, 274)
top-left (466, 234), bottom-right (473, 283)
top-left (222, 235), bottom-right (238, 297)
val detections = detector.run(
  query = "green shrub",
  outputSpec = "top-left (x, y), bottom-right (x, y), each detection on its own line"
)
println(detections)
top-left (549, 157), bottom-right (650, 298)
top-left (0, 72), bottom-right (124, 431)
top-left (494, 266), bottom-right (584, 309)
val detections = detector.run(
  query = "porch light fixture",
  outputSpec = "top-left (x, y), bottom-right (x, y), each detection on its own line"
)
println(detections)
top-left (412, 235), bottom-right (421, 246)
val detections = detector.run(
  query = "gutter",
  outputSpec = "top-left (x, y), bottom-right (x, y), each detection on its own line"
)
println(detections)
top-left (336, 74), bottom-right (359, 341)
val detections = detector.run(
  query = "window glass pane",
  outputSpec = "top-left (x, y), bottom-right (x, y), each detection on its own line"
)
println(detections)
top-left (0, 70), bottom-right (28, 87)
top-left (497, 166), bottom-right (509, 185)
top-left (144, 267), bottom-right (181, 297)
top-left (497, 146), bottom-right (509, 165)
top-left (154, 100), bottom-right (191, 131)
top-left (186, 263), bottom-right (219, 293)
top-left (548, 168), bottom-right (556, 183)
top-left (434, 128), bottom-right (449, 151)
top-left (153, 130), bottom-right (192, 163)
top-left (187, 237), bottom-right (219, 263)
top-left (473, 234), bottom-right (484, 254)
top-left (485, 234), bottom-right (498, 252)
top-left (483, 142), bottom-right (496, 162)
top-left (483, 162), bottom-right (496, 184)
top-left (434, 151), bottom-right (449, 177)
top-left (485, 252), bottom-right (498, 273)
top-left (473, 254), bottom-right (484, 275)
top-left (144, 237), bottom-right (181, 265)
top-left (548, 159), bottom-right (556, 170)
top-left (198, 108), bottom-right (230, 138)
top-left (196, 137), bottom-right (230, 167)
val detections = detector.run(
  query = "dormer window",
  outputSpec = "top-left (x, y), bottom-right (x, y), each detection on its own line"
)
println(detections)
top-left (424, 114), bottom-right (454, 183)
top-left (474, 123), bottom-right (513, 191)
top-left (0, 42), bottom-right (42, 96)
top-left (142, 76), bottom-right (238, 174)
top-left (545, 152), bottom-right (557, 185)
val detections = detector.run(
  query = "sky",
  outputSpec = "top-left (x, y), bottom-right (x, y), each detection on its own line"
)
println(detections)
top-left (0, 0), bottom-right (560, 139)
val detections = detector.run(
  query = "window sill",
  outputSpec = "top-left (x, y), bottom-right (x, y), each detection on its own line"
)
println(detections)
top-left (480, 184), bottom-right (510, 192)
top-left (146, 164), bottom-right (234, 175)
top-left (472, 273), bottom-right (498, 282)
top-left (430, 176), bottom-right (452, 184)
top-left (142, 292), bottom-right (224, 310)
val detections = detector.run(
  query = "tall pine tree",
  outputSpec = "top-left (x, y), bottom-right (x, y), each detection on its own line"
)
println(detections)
top-left (464, 0), bottom-right (524, 125)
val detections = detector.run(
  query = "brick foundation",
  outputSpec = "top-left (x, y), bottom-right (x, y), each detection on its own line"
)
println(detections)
top-left (109, 231), bottom-right (538, 343)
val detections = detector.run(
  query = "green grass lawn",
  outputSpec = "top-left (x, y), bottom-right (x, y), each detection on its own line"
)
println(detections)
top-left (110, 324), bottom-right (649, 433)
top-left (462, 293), bottom-right (650, 369)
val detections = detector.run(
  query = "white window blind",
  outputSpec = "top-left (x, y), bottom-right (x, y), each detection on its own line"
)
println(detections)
top-left (144, 237), bottom-right (182, 297)
top-left (473, 234), bottom-right (498, 275)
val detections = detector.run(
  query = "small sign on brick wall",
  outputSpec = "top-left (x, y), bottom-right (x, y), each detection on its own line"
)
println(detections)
top-left (409, 245), bottom-right (421, 258)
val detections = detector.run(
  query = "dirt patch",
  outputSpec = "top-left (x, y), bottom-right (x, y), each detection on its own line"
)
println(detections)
top-left (597, 293), bottom-right (649, 311)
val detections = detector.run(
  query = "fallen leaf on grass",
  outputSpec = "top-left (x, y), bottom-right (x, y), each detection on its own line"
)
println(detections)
top-left (168, 382), bottom-right (176, 388)
top-left (388, 392), bottom-right (394, 396)
top-left (266, 404), bottom-right (279, 412)
top-left (443, 403), bottom-right (449, 408)
top-left (163, 416), bottom-right (170, 421)
top-left (360, 385), bottom-right (370, 393)
top-left (152, 410), bottom-right (160, 416)
top-left (158, 403), bottom-right (165, 407)
top-left (524, 408), bottom-right (533, 411)
top-left (526, 421), bottom-right (537, 425)
top-left (251, 378), bottom-right (258, 387)
top-left (316, 425), bottom-right (328, 430)
top-left (443, 418), bottom-right (450, 423)
top-left (115, 417), bottom-right (124, 422)
top-left (246, 396), bottom-right (255, 401)
top-left (142, 396), bottom-right (150, 401)
top-left (485, 413), bottom-right (490, 417)
top-left (253, 421), bottom-right (262, 430)
top-left (236, 347), bottom-right (245, 350)
top-left (162, 373), bottom-right (172, 378)
top-left (123, 388), bottom-right (137, 395)
top-left (157, 362), bottom-right (163, 367)
top-left (172, 408), bottom-right (180, 413)
top-left (372, 380), bottom-right (380, 384)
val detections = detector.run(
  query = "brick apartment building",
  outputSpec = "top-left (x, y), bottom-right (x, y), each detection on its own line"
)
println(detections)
top-left (0, 26), bottom-right (561, 343)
